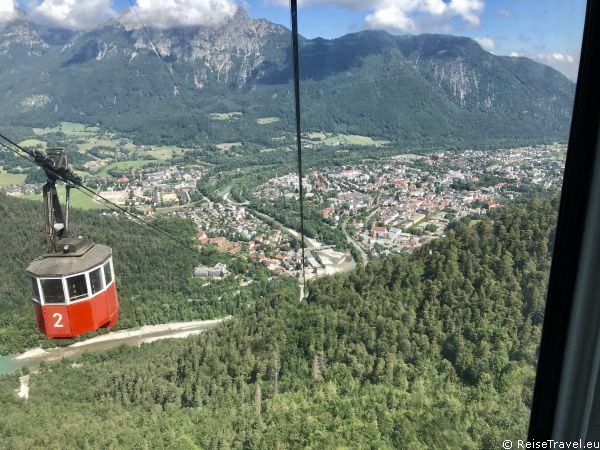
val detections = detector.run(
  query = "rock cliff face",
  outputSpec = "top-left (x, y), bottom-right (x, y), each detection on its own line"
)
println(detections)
top-left (0, 10), bottom-right (575, 145)
top-left (115, 10), bottom-right (289, 87)
top-left (0, 22), bottom-right (50, 55)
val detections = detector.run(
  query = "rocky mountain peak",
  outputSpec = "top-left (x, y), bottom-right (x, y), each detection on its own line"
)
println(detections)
top-left (114, 8), bottom-right (288, 86)
top-left (0, 20), bottom-right (49, 55)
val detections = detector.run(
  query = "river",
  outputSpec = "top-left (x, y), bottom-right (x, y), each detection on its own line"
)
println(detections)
top-left (0, 355), bottom-right (21, 376)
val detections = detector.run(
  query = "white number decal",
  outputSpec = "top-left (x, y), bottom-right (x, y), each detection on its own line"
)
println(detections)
top-left (52, 313), bottom-right (64, 328)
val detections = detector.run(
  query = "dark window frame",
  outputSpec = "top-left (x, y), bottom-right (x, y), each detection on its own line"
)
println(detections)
top-left (528, 0), bottom-right (600, 439)
top-left (40, 279), bottom-right (66, 304)
top-left (103, 260), bottom-right (113, 286)
top-left (30, 277), bottom-right (40, 302)
top-left (65, 274), bottom-right (88, 302)
top-left (89, 267), bottom-right (104, 295)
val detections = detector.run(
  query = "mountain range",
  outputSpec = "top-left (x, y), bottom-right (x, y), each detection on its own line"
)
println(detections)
top-left (0, 9), bottom-right (576, 148)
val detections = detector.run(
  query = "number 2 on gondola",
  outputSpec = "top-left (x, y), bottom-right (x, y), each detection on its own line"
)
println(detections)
top-left (52, 313), bottom-right (64, 328)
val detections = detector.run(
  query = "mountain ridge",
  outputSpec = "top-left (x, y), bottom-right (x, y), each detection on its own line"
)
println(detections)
top-left (0, 11), bottom-right (575, 148)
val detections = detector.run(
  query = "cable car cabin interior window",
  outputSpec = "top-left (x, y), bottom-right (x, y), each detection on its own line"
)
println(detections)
top-left (66, 274), bottom-right (88, 302)
top-left (40, 279), bottom-right (66, 304)
top-left (89, 267), bottom-right (103, 295)
top-left (103, 261), bottom-right (112, 285)
top-left (30, 277), bottom-right (40, 302)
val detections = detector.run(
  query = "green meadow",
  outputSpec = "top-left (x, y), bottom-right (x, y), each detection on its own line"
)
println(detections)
top-left (16, 186), bottom-right (107, 210)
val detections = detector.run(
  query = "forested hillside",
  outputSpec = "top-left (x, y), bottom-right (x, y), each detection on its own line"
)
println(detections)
top-left (0, 194), bottom-right (291, 354)
top-left (0, 197), bottom-right (557, 447)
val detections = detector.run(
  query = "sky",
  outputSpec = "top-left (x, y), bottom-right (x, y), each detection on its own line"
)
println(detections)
top-left (1, 0), bottom-right (587, 79)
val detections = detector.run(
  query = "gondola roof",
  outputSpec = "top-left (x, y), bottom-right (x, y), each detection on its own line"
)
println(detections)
top-left (27, 240), bottom-right (112, 277)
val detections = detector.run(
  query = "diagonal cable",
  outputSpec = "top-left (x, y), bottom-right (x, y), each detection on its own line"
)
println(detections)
top-left (127, 0), bottom-right (206, 141)
top-left (0, 135), bottom-right (204, 258)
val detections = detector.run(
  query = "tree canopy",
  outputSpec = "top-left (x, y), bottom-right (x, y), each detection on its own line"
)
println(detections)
top-left (0, 196), bottom-right (558, 447)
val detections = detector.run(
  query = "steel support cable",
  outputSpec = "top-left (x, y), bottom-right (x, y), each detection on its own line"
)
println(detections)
top-left (129, 0), bottom-right (308, 292)
top-left (1, 2), bottom-right (309, 285)
top-left (70, 186), bottom-right (231, 269)
top-left (290, 0), bottom-right (307, 296)
top-left (125, 0), bottom-right (229, 251)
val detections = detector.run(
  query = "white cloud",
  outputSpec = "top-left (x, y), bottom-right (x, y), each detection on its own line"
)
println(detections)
top-left (274, 0), bottom-right (484, 33)
top-left (447, 0), bottom-right (484, 27)
top-left (358, 0), bottom-right (485, 33)
top-left (0, 0), bottom-right (19, 22)
top-left (126, 0), bottom-right (238, 29)
top-left (365, 0), bottom-right (484, 33)
top-left (532, 52), bottom-right (579, 80)
top-left (365, 1), bottom-right (422, 33)
top-left (474, 36), bottom-right (494, 51)
top-left (535, 52), bottom-right (575, 64)
top-left (510, 51), bottom-right (519, 57)
top-left (550, 52), bottom-right (574, 63)
top-left (29, 0), bottom-right (117, 30)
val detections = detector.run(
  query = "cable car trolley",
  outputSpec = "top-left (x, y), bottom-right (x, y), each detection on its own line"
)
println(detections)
top-left (24, 148), bottom-right (119, 338)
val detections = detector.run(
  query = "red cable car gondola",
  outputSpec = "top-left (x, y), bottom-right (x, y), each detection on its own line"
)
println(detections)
top-left (27, 240), bottom-right (119, 338)
top-left (24, 148), bottom-right (119, 338)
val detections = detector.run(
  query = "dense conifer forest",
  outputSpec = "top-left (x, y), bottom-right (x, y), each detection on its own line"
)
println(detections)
top-left (0, 196), bottom-right (557, 447)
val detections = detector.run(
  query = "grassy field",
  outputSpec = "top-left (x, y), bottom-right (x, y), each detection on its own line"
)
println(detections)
top-left (256, 117), bottom-right (280, 125)
top-left (0, 168), bottom-right (27, 186)
top-left (154, 205), bottom-right (187, 215)
top-left (146, 146), bottom-right (186, 160)
top-left (324, 134), bottom-right (390, 146)
top-left (97, 160), bottom-right (155, 175)
top-left (74, 170), bottom-right (92, 178)
top-left (147, 148), bottom-right (173, 160)
top-left (33, 122), bottom-right (99, 137)
top-left (76, 139), bottom-right (186, 161)
top-left (305, 132), bottom-right (389, 146)
top-left (18, 139), bottom-right (47, 149)
top-left (216, 142), bottom-right (242, 151)
top-left (548, 150), bottom-right (567, 160)
top-left (16, 186), bottom-right (107, 210)
top-left (209, 112), bottom-right (242, 121)
top-left (306, 132), bottom-right (327, 140)
top-left (51, 122), bottom-right (99, 136)
top-left (76, 139), bottom-right (120, 153)
top-left (121, 145), bottom-right (187, 160)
